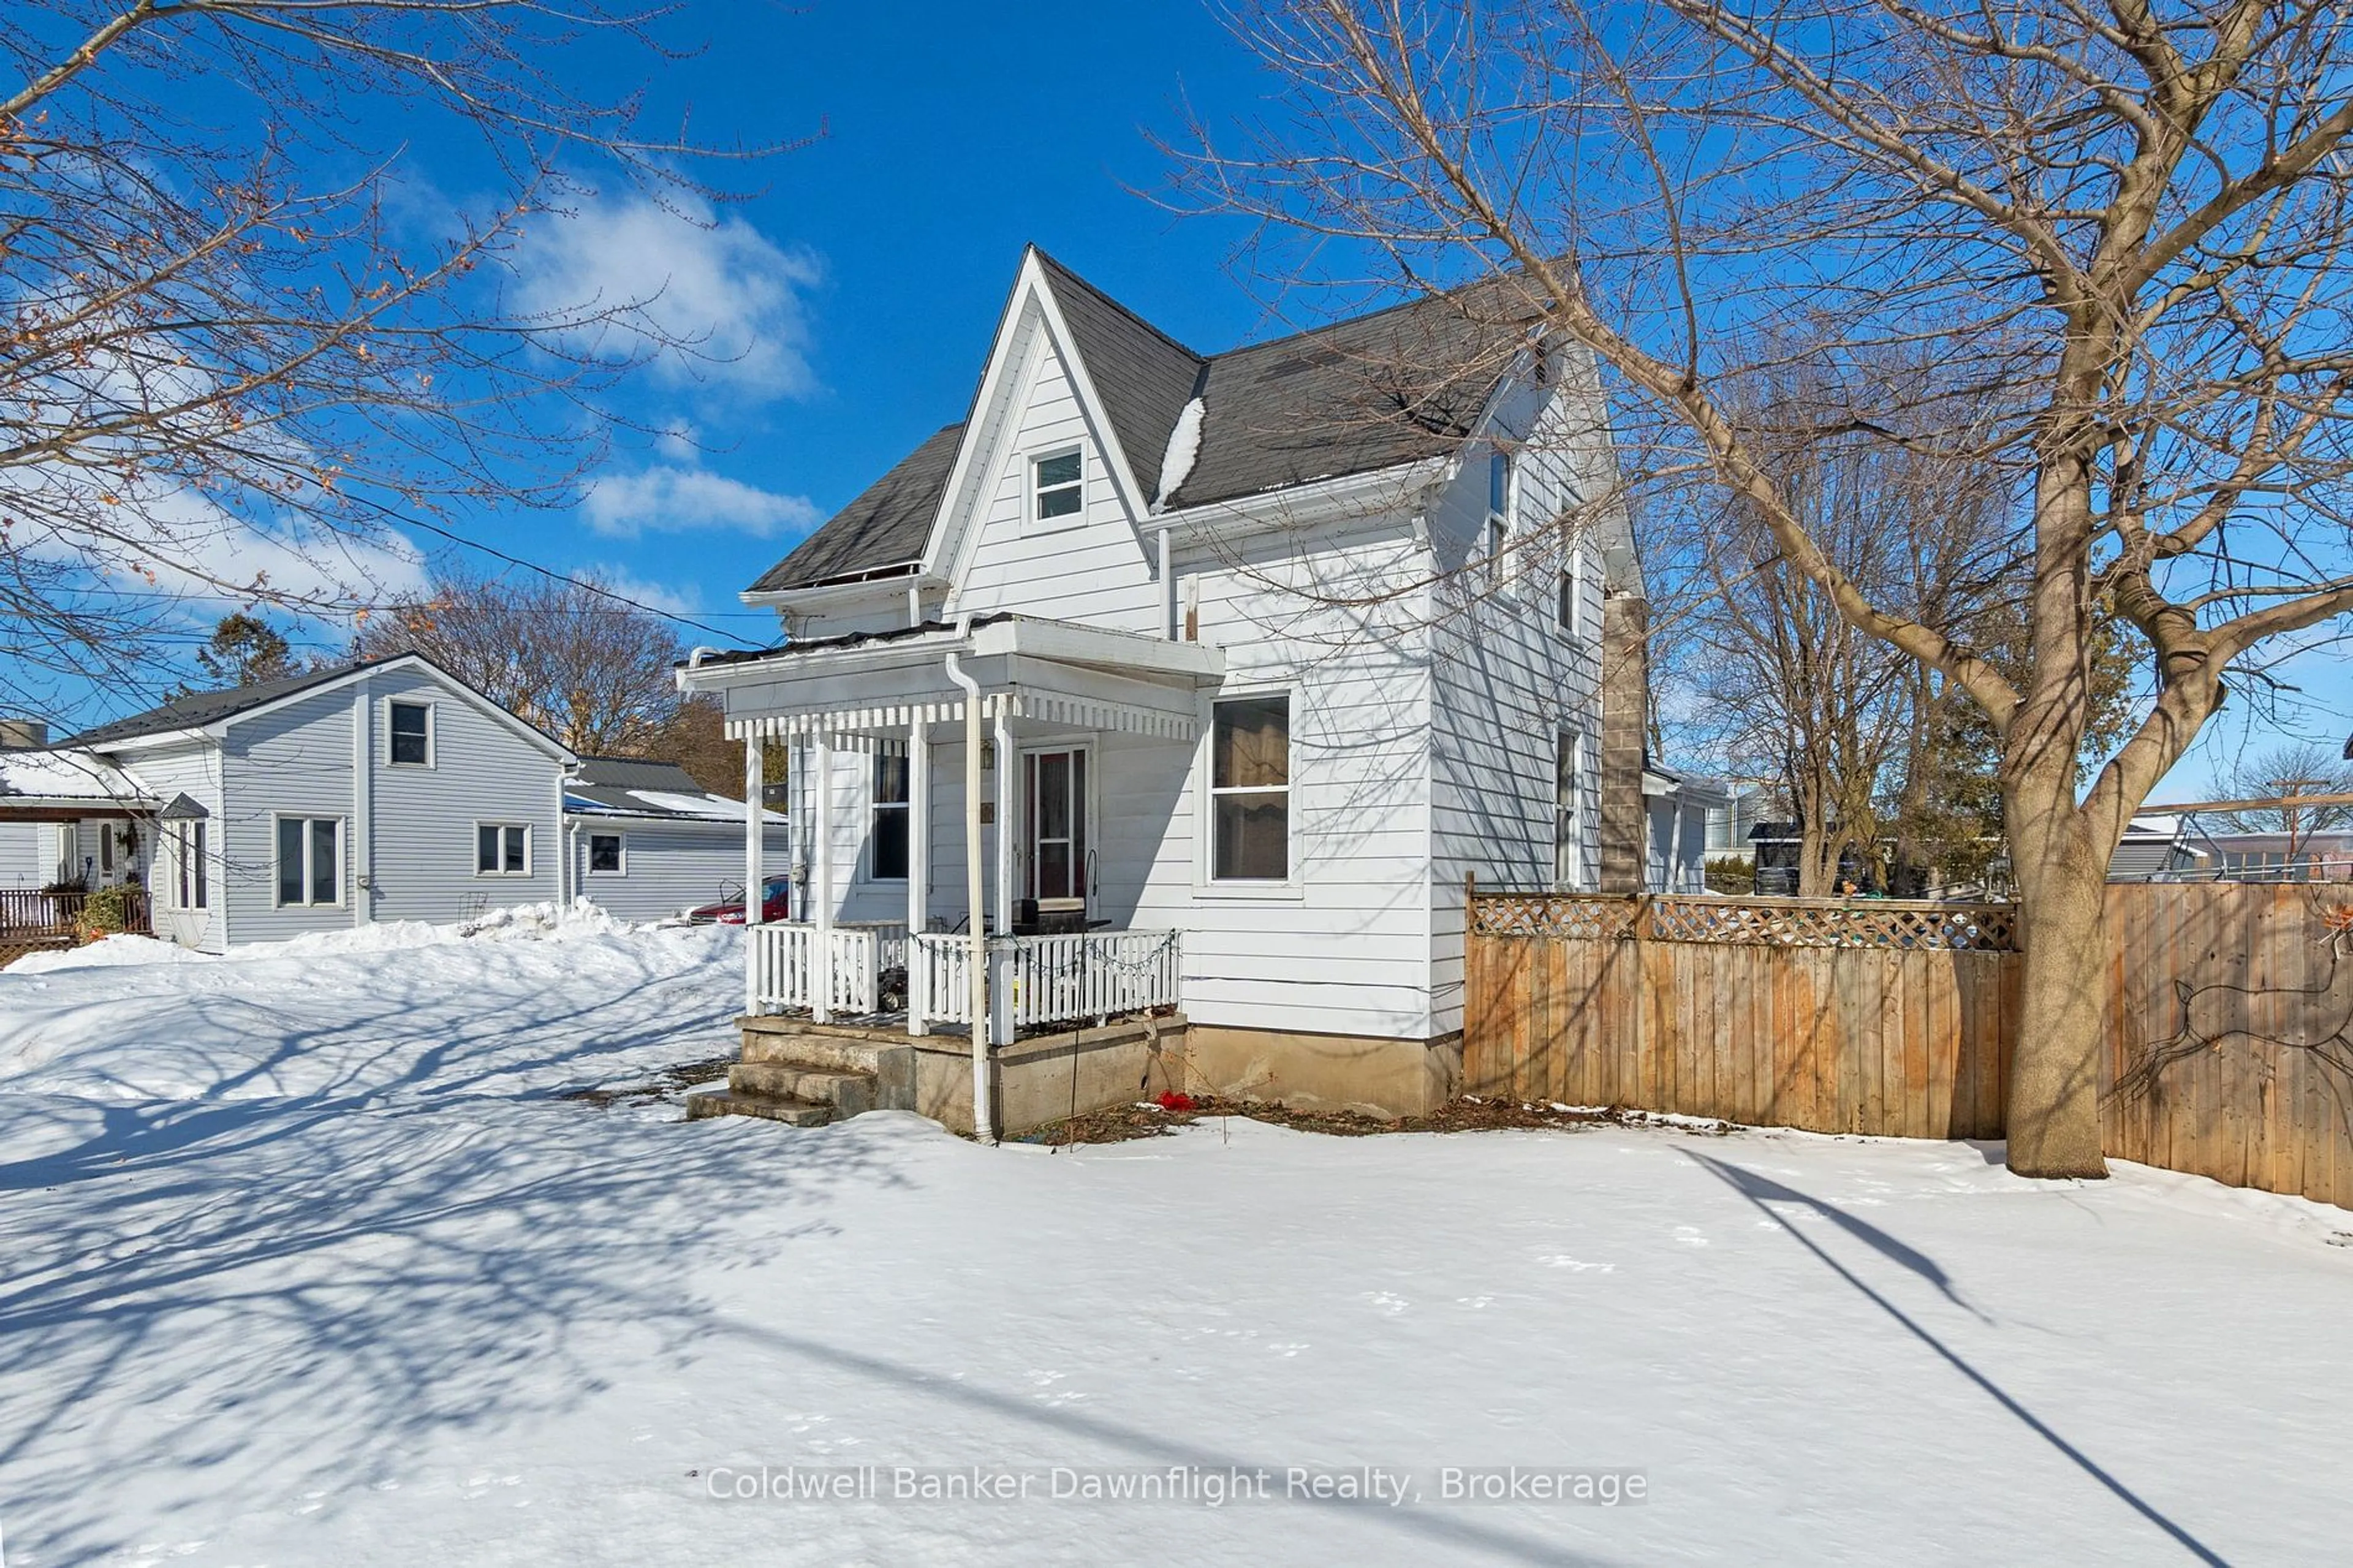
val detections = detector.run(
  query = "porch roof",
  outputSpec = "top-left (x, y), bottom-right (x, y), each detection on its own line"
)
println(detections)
top-left (680, 615), bottom-right (1226, 745)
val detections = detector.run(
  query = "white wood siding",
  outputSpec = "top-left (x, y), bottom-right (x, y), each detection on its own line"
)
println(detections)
top-left (945, 330), bottom-right (1162, 633)
top-left (1426, 376), bottom-right (1616, 1034)
top-left (0, 822), bottom-right (46, 890)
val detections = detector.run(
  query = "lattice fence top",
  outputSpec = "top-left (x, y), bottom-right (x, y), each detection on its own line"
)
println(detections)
top-left (1470, 894), bottom-right (2019, 952)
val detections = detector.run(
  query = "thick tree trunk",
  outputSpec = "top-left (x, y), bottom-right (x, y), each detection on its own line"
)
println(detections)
top-left (2002, 756), bottom-right (2110, 1178)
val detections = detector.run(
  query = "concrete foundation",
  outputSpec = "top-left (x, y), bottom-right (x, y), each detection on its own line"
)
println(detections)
top-left (1179, 1023), bottom-right (1463, 1119)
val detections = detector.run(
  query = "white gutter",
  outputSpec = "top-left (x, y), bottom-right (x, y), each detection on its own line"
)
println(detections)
top-left (941, 615), bottom-right (993, 1143)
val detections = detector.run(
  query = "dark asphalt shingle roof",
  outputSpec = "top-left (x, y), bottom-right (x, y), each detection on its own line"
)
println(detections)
top-left (65, 656), bottom-right (409, 749)
top-left (573, 756), bottom-right (703, 792)
top-left (747, 422), bottom-right (965, 594)
top-left (746, 250), bottom-right (1545, 596)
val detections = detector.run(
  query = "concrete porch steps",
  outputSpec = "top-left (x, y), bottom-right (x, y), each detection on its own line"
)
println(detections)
top-left (683, 1088), bottom-right (835, 1126)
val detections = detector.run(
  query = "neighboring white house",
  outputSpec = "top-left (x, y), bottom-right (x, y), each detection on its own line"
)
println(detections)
top-left (680, 246), bottom-right (1698, 1118)
top-left (0, 741), bottom-right (156, 892)
top-left (7, 654), bottom-right (575, 950)
top-left (563, 756), bottom-right (790, 922)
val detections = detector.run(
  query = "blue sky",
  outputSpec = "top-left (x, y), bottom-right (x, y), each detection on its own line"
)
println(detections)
top-left (431, 0), bottom-right (1286, 647)
top-left (67, 0), bottom-right (2347, 793)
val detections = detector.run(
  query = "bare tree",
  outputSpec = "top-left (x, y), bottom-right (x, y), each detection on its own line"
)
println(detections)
top-left (1, 1), bottom-right (779, 724)
top-left (1185, 0), bottom-right (2353, 1176)
top-left (2219, 739), bottom-right (2353, 840)
top-left (1659, 348), bottom-right (2017, 893)
top-left (357, 567), bottom-right (683, 756)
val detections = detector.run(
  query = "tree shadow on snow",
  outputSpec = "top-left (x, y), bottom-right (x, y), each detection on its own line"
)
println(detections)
top-left (1684, 1151), bottom-right (2227, 1566)
top-left (0, 952), bottom-right (912, 1565)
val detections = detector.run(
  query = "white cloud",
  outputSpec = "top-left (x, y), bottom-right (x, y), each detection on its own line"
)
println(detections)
top-left (515, 191), bottom-right (822, 399)
top-left (582, 563), bottom-right (704, 619)
top-left (580, 463), bottom-right (823, 539)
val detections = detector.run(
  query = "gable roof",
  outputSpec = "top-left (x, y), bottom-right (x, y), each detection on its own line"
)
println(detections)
top-left (64, 657), bottom-right (410, 749)
top-left (64, 652), bottom-right (573, 762)
top-left (748, 422), bottom-right (965, 594)
top-left (746, 250), bottom-right (1545, 597)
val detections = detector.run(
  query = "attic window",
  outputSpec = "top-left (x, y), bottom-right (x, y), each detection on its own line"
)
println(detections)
top-left (1032, 449), bottom-right (1083, 523)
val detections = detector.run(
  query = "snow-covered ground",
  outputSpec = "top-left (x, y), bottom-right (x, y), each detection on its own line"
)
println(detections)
top-left (2, 926), bottom-right (2351, 1565)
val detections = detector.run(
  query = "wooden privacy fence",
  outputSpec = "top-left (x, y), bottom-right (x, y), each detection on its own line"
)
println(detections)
top-left (1465, 885), bottom-right (2353, 1208)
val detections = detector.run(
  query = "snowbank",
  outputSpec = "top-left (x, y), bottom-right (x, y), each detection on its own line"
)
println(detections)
top-left (2, 899), bottom-right (635, 977)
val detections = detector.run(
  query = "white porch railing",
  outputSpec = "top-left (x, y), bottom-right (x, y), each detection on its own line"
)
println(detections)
top-left (907, 928), bottom-right (1182, 1036)
top-left (749, 922), bottom-right (910, 1018)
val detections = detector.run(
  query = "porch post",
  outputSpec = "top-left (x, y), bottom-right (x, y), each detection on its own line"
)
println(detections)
top-left (743, 728), bottom-right (764, 1019)
top-left (993, 700), bottom-right (1015, 938)
top-left (811, 727), bottom-right (834, 1024)
top-left (906, 718), bottom-right (930, 1036)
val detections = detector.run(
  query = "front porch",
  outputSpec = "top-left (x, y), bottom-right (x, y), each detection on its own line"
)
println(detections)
top-left (678, 615), bottom-right (1219, 1134)
top-left (743, 919), bottom-right (1184, 1040)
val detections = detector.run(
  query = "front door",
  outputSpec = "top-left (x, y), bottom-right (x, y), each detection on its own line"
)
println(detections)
top-left (1022, 747), bottom-right (1089, 913)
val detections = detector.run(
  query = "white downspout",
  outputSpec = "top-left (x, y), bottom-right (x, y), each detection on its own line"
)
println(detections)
top-left (1159, 527), bottom-right (1175, 639)
top-left (942, 617), bottom-right (993, 1142)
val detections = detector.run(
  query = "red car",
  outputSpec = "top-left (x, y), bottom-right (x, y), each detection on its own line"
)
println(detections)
top-left (688, 874), bottom-right (794, 925)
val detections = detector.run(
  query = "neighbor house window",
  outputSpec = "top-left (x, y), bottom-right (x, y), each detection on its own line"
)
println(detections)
top-left (1555, 730), bottom-right (1583, 890)
top-left (1032, 448), bottom-right (1083, 523)
top-left (476, 823), bottom-right (529, 876)
top-left (276, 816), bottom-right (341, 906)
top-left (1210, 694), bottom-right (1290, 882)
top-left (174, 821), bottom-right (208, 909)
top-left (98, 823), bottom-right (114, 874)
top-left (871, 746), bottom-right (910, 880)
top-left (388, 701), bottom-right (432, 765)
top-left (588, 833), bottom-right (623, 874)
top-left (1558, 544), bottom-right (1590, 638)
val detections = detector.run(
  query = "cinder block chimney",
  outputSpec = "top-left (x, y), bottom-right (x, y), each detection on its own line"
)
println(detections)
top-left (0, 718), bottom-right (50, 749)
top-left (1597, 592), bottom-right (1649, 894)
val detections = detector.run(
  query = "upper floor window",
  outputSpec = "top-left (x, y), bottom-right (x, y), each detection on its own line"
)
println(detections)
top-left (1032, 449), bottom-right (1083, 524)
top-left (871, 747), bottom-right (910, 881)
top-left (1557, 547), bottom-right (1589, 638)
top-left (1210, 694), bottom-right (1290, 882)
top-left (1485, 451), bottom-right (1513, 586)
top-left (388, 701), bottom-right (432, 765)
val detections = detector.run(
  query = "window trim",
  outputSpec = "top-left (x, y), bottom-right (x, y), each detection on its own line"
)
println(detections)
top-left (273, 812), bottom-right (344, 908)
top-left (1197, 686), bottom-right (1302, 898)
top-left (1553, 727), bottom-right (1585, 892)
top-left (173, 819), bottom-right (210, 911)
top-left (1485, 449), bottom-right (1514, 591)
top-left (585, 830), bottom-right (626, 877)
top-left (865, 743), bottom-right (911, 884)
top-left (473, 820), bottom-right (533, 878)
top-left (1026, 444), bottom-right (1085, 532)
top-left (385, 699), bottom-right (436, 768)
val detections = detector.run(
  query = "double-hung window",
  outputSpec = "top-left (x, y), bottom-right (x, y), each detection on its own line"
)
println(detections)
top-left (174, 821), bottom-right (208, 909)
top-left (1557, 545), bottom-right (1590, 638)
top-left (476, 823), bottom-right (529, 876)
top-left (388, 701), bottom-right (432, 765)
top-left (276, 816), bottom-right (341, 906)
top-left (870, 747), bottom-right (910, 881)
top-left (1485, 450), bottom-right (1513, 587)
top-left (1032, 448), bottom-right (1083, 525)
top-left (1209, 694), bottom-right (1290, 882)
top-left (1554, 730), bottom-right (1583, 890)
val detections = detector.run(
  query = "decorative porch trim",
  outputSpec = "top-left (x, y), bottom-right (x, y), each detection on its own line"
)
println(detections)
top-left (724, 691), bottom-right (1194, 744)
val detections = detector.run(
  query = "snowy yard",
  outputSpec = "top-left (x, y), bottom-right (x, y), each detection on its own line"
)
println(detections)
top-left (2, 924), bottom-right (2350, 1565)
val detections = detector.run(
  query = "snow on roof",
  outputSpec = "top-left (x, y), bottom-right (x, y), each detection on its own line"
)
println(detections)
top-left (564, 784), bottom-right (784, 825)
top-left (0, 748), bottom-right (151, 806)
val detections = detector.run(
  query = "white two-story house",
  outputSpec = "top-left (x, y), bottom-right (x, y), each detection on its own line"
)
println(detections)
top-left (680, 247), bottom-right (1670, 1129)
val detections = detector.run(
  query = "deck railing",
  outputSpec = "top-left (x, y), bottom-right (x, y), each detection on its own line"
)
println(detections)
top-left (749, 921), bottom-right (909, 1019)
top-left (906, 928), bottom-right (1181, 1037)
top-left (0, 887), bottom-right (151, 938)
